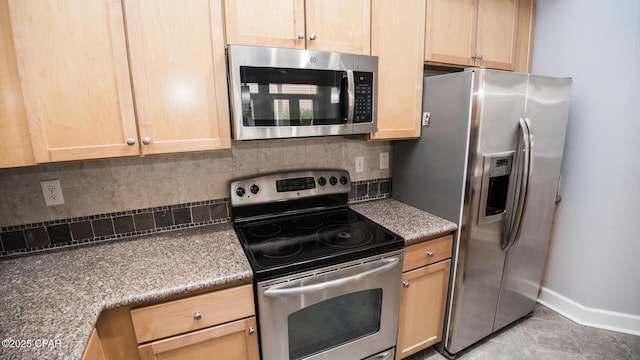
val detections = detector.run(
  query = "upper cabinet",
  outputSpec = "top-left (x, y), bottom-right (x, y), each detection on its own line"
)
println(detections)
top-left (224, 0), bottom-right (371, 55)
top-left (370, 0), bottom-right (425, 140)
top-left (7, 0), bottom-right (139, 163)
top-left (0, 0), bottom-right (34, 168)
top-left (425, 0), bottom-right (524, 71)
top-left (124, 0), bottom-right (231, 155)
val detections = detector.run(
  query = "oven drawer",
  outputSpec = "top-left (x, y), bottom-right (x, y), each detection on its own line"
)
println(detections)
top-left (130, 284), bottom-right (255, 343)
top-left (403, 234), bottom-right (453, 272)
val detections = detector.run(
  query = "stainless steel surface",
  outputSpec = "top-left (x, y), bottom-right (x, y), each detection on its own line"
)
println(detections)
top-left (347, 70), bottom-right (355, 124)
top-left (227, 45), bottom-right (378, 140)
top-left (142, 137), bottom-right (151, 145)
top-left (257, 250), bottom-right (403, 360)
top-left (126, 138), bottom-right (135, 146)
top-left (363, 348), bottom-right (395, 360)
top-left (298, 32), bottom-right (305, 39)
top-left (230, 169), bottom-right (351, 208)
top-left (392, 68), bottom-right (572, 355)
top-left (309, 33), bottom-right (316, 40)
top-left (193, 311), bottom-right (201, 321)
top-left (263, 257), bottom-right (399, 297)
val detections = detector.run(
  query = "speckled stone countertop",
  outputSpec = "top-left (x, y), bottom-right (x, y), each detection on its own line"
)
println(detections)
top-left (351, 198), bottom-right (457, 243)
top-left (0, 198), bottom-right (454, 360)
top-left (0, 223), bottom-right (252, 360)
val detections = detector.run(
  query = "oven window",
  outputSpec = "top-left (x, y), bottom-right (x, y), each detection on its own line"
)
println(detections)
top-left (287, 289), bottom-right (383, 359)
top-left (240, 66), bottom-right (347, 127)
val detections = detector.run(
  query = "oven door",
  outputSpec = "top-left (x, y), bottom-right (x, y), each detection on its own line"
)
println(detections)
top-left (257, 251), bottom-right (403, 360)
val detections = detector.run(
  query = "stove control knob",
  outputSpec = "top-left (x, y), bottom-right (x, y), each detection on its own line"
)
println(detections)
top-left (329, 176), bottom-right (338, 185)
top-left (250, 184), bottom-right (260, 194)
top-left (340, 176), bottom-right (349, 185)
top-left (318, 177), bottom-right (327, 186)
top-left (236, 186), bottom-right (246, 197)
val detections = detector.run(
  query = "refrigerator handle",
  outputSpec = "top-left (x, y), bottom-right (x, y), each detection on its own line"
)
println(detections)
top-left (504, 118), bottom-right (533, 251)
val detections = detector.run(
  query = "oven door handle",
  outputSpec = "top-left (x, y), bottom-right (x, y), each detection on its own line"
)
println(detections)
top-left (263, 257), bottom-right (400, 297)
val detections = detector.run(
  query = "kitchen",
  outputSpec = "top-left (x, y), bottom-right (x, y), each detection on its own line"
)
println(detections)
top-left (1, 0), bottom-right (639, 359)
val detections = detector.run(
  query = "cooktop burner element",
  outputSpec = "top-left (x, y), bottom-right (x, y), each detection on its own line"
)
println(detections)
top-left (231, 169), bottom-right (404, 281)
top-left (317, 224), bottom-right (373, 248)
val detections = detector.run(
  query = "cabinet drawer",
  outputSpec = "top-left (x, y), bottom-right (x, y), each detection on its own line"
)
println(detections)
top-left (403, 234), bottom-right (453, 272)
top-left (131, 284), bottom-right (255, 344)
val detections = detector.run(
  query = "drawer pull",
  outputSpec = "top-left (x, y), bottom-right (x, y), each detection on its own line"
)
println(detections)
top-left (193, 311), bottom-right (202, 321)
top-left (426, 251), bottom-right (435, 257)
top-left (248, 327), bottom-right (256, 336)
top-left (402, 281), bottom-right (410, 288)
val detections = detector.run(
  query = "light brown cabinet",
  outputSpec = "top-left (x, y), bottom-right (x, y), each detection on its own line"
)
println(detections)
top-left (124, 0), bottom-right (231, 155)
top-left (425, 0), bottom-right (531, 71)
top-left (131, 284), bottom-right (259, 360)
top-left (224, 0), bottom-right (371, 55)
top-left (396, 234), bottom-right (453, 360)
top-left (82, 329), bottom-right (107, 360)
top-left (0, 0), bottom-right (34, 168)
top-left (3, 0), bottom-right (231, 165)
top-left (7, 0), bottom-right (139, 163)
top-left (369, 0), bottom-right (426, 140)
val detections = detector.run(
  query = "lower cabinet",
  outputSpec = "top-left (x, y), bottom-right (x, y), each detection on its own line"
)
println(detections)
top-left (396, 235), bottom-right (453, 360)
top-left (137, 317), bottom-right (259, 360)
top-left (82, 329), bottom-right (107, 360)
top-left (130, 284), bottom-right (259, 360)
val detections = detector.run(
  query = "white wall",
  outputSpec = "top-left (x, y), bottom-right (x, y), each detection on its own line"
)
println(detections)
top-left (533, 0), bottom-right (640, 334)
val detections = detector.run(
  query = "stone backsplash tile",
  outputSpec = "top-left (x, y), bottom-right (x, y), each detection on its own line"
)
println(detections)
top-left (0, 138), bottom-right (391, 228)
top-left (0, 177), bottom-right (392, 259)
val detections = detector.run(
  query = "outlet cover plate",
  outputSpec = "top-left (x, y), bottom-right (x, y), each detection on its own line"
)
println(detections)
top-left (41, 179), bottom-right (65, 206)
top-left (355, 156), bottom-right (364, 173)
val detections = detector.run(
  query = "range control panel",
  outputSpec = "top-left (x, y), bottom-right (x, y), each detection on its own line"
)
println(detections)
top-left (230, 169), bottom-right (351, 207)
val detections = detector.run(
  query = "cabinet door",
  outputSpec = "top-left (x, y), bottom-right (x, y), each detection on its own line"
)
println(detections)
top-left (82, 329), bottom-right (106, 360)
top-left (0, 0), bottom-right (34, 168)
top-left (138, 317), bottom-right (259, 360)
top-left (125, 0), bottom-right (231, 155)
top-left (425, 0), bottom-right (476, 67)
top-left (396, 259), bottom-right (451, 360)
top-left (475, 0), bottom-right (519, 70)
top-left (370, 0), bottom-right (425, 139)
top-left (304, 0), bottom-right (370, 54)
top-left (224, 0), bottom-right (305, 49)
top-left (8, 0), bottom-right (139, 163)
top-left (513, 0), bottom-right (534, 73)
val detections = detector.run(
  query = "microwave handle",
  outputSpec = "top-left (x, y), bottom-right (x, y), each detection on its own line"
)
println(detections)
top-left (346, 70), bottom-right (355, 124)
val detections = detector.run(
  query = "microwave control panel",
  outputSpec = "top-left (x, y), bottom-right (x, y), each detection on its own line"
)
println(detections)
top-left (354, 72), bottom-right (373, 123)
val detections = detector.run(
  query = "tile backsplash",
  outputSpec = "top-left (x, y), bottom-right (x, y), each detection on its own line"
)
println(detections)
top-left (0, 137), bottom-right (392, 257)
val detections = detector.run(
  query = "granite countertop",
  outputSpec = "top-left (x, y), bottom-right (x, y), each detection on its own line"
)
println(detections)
top-left (0, 223), bottom-right (253, 360)
top-left (351, 198), bottom-right (457, 243)
top-left (0, 198), bottom-right (455, 360)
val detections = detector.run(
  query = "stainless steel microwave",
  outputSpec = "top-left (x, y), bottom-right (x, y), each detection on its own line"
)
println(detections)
top-left (227, 45), bottom-right (378, 140)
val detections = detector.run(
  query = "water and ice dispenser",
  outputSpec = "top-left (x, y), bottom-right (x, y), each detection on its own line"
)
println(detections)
top-left (479, 152), bottom-right (514, 225)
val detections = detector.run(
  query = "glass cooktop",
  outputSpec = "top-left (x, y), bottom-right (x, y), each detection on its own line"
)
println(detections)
top-left (234, 207), bottom-right (404, 281)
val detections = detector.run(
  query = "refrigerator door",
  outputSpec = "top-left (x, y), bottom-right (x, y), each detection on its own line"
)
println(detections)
top-left (493, 75), bottom-right (572, 330)
top-left (445, 70), bottom-right (529, 355)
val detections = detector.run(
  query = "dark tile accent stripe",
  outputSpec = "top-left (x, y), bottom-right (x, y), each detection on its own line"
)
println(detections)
top-left (0, 177), bottom-right (391, 259)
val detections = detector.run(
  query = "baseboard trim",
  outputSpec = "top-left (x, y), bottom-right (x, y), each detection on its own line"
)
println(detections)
top-left (538, 287), bottom-right (640, 336)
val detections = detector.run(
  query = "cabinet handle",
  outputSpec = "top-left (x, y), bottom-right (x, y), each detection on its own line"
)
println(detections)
top-left (471, 54), bottom-right (477, 60)
top-left (309, 33), bottom-right (316, 40)
top-left (248, 327), bottom-right (256, 336)
top-left (126, 138), bottom-right (135, 146)
top-left (477, 54), bottom-right (484, 60)
top-left (426, 251), bottom-right (435, 257)
top-left (193, 311), bottom-right (202, 321)
top-left (402, 281), bottom-right (410, 288)
top-left (297, 32), bottom-right (305, 39)
top-left (142, 137), bottom-right (151, 145)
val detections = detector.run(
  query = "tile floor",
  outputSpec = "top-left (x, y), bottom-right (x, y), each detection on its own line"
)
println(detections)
top-left (405, 304), bottom-right (640, 360)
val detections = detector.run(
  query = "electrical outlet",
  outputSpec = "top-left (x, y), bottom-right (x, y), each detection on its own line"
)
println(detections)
top-left (355, 156), bottom-right (364, 173)
top-left (380, 152), bottom-right (389, 169)
top-left (40, 180), bottom-right (65, 206)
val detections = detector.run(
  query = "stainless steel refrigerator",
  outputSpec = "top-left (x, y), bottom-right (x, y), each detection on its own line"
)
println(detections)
top-left (392, 68), bottom-right (572, 356)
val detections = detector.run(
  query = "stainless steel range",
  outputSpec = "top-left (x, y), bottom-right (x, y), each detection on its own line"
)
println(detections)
top-left (230, 169), bottom-right (403, 360)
